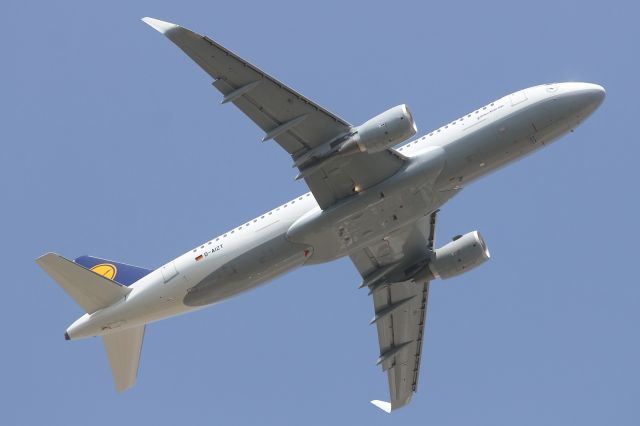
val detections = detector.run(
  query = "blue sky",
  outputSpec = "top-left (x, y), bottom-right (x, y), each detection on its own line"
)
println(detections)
top-left (3, 1), bottom-right (638, 424)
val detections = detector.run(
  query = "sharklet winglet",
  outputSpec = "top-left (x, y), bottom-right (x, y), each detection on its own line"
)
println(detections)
top-left (141, 17), bottom-right (179, 34)
top-left (371, 400), bottom-right (392, 413)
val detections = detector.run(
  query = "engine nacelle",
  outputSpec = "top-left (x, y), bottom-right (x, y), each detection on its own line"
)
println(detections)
top-left (340, 105), bottom-right (417, 154)
top-left (428, 231), bottom-right (490, 280)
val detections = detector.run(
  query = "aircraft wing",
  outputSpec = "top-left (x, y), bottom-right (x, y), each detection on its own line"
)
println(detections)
top-left (142, 18), bottom-right (406, 209)
top-left (350, 211), bottom-right (438, 412)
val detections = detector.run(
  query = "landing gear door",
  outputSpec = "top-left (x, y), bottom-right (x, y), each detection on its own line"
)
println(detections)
top-left (161, 262), bottom-right (178, 283)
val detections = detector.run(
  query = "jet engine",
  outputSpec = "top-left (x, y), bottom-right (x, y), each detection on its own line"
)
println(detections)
top-left (339, 105), bottom-right (417, 154)
top-left (428, 231), bottom-right (490, 280)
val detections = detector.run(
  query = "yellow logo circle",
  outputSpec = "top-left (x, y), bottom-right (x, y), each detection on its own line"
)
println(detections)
top-left (90, 263), bottom-right (117, 280)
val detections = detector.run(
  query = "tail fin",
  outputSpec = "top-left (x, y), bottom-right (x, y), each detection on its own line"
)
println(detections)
top-left (103, 325), bottom-right (145, 392)
top-left (36, 253), bottom-right (130, 314)
top-left (37, 253), bottom-right (147, 391)
top-left (74, 255), bottom-right (152, 286)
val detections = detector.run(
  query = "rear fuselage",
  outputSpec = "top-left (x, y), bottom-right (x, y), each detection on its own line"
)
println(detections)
top-left (66, 82), bottom-right (604, 339)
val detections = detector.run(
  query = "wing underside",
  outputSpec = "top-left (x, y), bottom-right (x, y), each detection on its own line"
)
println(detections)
top-left (142, 17), bottom-right (406, 209)
top-left (373, 277), bottom-right (430, 409)
top-left (350, 211), bottom-right (437, 411)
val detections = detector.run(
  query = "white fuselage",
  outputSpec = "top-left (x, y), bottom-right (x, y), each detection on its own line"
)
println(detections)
top-left (66, 82), bottom-right (604, 339)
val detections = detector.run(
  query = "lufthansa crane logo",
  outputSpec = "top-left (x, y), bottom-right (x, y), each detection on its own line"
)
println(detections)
top-left (90, 263), bottom-right (118, 280)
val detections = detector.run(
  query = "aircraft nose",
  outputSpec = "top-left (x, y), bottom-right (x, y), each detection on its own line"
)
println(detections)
top-left (568, 82), bottom-right (606, 112)
top-left (555, 82), bottom-right (605, 119)
top-left (580, 82), bottom-right (605, 105)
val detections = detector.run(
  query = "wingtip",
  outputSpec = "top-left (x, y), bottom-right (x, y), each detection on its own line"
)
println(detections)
top-left (141, 17), bottom-right (179, 34)
top-left (370, 400), bottom-right (392, 413)
top-left (35, 252), bottom-right (58, 264)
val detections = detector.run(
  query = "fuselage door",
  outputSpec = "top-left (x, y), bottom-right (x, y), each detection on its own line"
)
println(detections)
top-left (510, 90), bottom-right (528, 106)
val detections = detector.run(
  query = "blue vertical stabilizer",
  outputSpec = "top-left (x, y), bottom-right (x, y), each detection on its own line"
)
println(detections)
top-left (74, 255), bottom-right (153, 287)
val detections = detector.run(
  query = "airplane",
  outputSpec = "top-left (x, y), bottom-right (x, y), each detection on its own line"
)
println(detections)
top-left (36, 17), bottom-right (605, 413)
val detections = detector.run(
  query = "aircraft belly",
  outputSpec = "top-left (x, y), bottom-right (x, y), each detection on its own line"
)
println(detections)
top-left (183, 235), bottom-right (310, 307)
top-left (287, 148), bottom-right (447, 263)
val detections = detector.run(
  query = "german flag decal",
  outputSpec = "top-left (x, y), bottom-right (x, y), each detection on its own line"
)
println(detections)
top-left (195, 254), bottom-right (203, 262)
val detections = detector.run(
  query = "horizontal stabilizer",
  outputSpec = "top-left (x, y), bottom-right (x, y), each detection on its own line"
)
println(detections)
top-left (36, 253), bottom-right (130, 313)
top-left (103, 325), bottom-right (145, 392)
